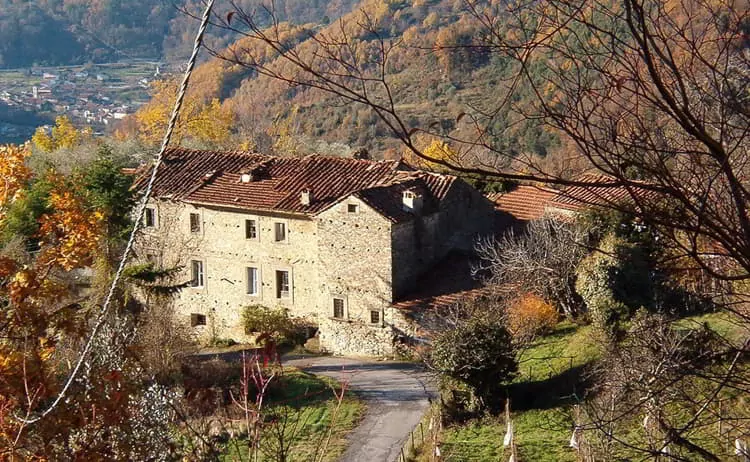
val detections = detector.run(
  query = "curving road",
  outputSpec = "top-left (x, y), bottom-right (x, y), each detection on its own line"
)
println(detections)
top-left (284, 356), bottom-right (436, 462)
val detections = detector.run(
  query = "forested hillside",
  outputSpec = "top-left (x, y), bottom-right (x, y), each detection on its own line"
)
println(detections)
top-left (0, 0), bottom-right (358, 67)
top-left (124, 0), bottom-right (560, 159)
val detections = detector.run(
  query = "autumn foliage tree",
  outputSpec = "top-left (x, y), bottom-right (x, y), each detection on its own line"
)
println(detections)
top-left (133, 79), bottom-right (234, 147)
top-left (0, 143), bottom-right (175, 459)
top-left (32, 115), bottom-right (92, 153)
top-left (0, 144), bottom-right (31, 221)
top-left (505, 294), bottom-right (559, 342)
top-left (0, 150), bottom-right (103, 456)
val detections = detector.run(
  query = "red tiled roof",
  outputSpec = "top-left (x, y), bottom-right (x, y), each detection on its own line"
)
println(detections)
top-left (489, 176), bottom-right (656, 220)
top-left (134, 148), bottom-right (458, 221)
top-left (488, 185), bottom-right (558, 221)
top-left (548, 176), bottom-right (656, 212)
top-left (356, 171), bottom-right (456, 222)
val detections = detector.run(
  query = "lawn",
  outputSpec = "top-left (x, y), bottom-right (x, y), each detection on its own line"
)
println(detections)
top-left (430, 312), bottom-right (746, 462)
top-left (434, 322), bottom-right (596, 462)
top-left (436, 409), bottom-right (577, 462)
top-left (220, 368), bottom-right (365, 462)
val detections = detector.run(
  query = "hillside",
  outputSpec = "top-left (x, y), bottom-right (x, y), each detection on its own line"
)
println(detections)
top-left (124, 0), bottom-right (560, 160)
top-left (0, 0), bottom-right (359, 68)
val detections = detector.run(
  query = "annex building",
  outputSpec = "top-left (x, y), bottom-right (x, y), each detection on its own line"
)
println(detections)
top-left (133, 148), bottom-right (494, 356)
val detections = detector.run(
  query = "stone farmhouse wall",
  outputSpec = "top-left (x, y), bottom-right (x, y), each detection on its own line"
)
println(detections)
top-left (391, 179), bottom-right (495, 297)
top-left (137, 199), bottom-right (321, 342)
top-left (135, 178), bottom-right (494, 356)
top-left (316, 195), bottom-right (397, 354)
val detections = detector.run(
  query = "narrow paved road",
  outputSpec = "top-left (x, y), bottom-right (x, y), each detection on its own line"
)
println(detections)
top-left (284, 356), bottom-right (436, 462)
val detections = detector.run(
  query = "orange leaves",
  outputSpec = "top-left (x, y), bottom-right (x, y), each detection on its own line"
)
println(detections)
top-left (38, 337), bottom-right (55, 362)
top-left (37, 184), bottom-right (104, 272)
top-left (0, 256), bottom-right (17, 279)
top-left (0, 147), bottom-right (104, 301)
top-left (0, 146), bottom-right (113, 456)
top-left (8, 269), bottom-right (40, 306)
top-left (0, 144), bottom-right (31, 219)
top-left (506, 293), bottom-right (559, 340)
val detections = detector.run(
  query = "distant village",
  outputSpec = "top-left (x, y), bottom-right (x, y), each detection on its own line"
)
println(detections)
top-left (0, 61), bottom-right (173, 140)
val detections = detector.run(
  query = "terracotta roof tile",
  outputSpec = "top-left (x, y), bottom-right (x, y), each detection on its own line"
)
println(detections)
top-left (356, 172), bottom-right (456, 222)
top-left (489, 177), bottom-right (656, 220)
top-left (134, 148), bottom-right (460, 221)
top-left (549, 176), bottom-right (656, 212)
top-left (488, 185), bottom-right (558, 221)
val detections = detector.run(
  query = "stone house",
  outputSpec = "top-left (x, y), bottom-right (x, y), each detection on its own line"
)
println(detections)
top-left (133, 148), bottom-right (495, 356)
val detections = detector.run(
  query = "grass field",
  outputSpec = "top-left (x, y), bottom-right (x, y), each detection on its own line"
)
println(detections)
top-left (220, 368), bottom-right (365, 462)
top-left (433, 322), bottom-right (596, 462)
top-left (430, 312), bottom-right (747, 462)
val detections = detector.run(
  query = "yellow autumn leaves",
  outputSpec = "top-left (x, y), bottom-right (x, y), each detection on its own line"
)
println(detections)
top-left (32, 115), bottom-right (92, 152)
top-left (0, 144), bottom-right (31, 221)
top-left (37, 187), bottom-right (103, 271)
top-left (131, 79), bottom-right (234, 146)
top-left (1, 144), bottom-right (106, 443)
top-left (403, 136), bottom-right (461, 171)
top-left (1, 144), bottom-right (104, 284)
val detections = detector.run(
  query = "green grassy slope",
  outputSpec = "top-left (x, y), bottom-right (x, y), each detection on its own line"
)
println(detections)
top-left (431, 312), bottom-right (747, 462)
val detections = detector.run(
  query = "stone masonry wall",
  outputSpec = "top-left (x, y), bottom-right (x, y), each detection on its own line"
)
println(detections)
top-left (318, 306), bottom-right (418, 357)
top-left (391, 179), bottom-right (495, 297)
top-left (316, 195), bottom-right (395, 352)
top-left (137, 199), bottom-right (320, 343)
top-left (134, 180), bottom-right (494, 356)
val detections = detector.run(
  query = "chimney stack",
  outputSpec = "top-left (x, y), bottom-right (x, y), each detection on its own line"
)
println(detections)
top-left (402, 190), bottom-right (423, 214)
top-left (301, 189), bottom-right (313, 206)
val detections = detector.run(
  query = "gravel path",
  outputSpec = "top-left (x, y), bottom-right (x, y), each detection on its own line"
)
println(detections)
top-left (284, 356), bottom-right (436, 462)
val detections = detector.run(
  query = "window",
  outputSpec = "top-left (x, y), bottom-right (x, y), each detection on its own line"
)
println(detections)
top-left (190, 313), bottom-right (206, 327)
top-left (333, 298), bottom-right (345, 319)
top-left (190, 260), bottom-right (204, 287)
top-left (347, 203), bottom-right (359, 213)
top-left (370, 310), bottom-right (381, 325)
top-left (246, 267), bottom-right (259, 295)
top-left (274, 222), bottom-right (287, 242)
top-left (275, 270), bottom-right (290, 298)
top-left (245, 219), bottom-right (257, 239)
top-left (144, 207), bottom-right (156, 227)
top-left (189, 213), bottom-right (201, 233)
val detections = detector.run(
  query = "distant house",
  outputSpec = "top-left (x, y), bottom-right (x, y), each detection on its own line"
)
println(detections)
top-left (489, 184), bottom-right (559, 224)
top-left (133, 148), bottom-right (495, 356)
top-left (489, 176), bottom-right (655, 223)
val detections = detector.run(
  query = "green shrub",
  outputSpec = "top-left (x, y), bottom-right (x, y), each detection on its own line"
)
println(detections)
top-left (576, 233), bottom-right (656, 332)
top-left (210, 338), bottom-right (237, 348)
top-left (429, 318), bottom-right (517, 410)
top-left (241, 305), bottom-right (308, 346)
